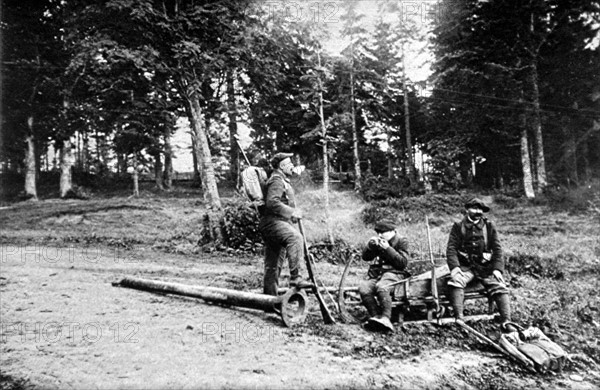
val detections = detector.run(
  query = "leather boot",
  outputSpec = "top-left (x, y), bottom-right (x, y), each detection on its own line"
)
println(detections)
top-left (449, 287), bottom-right (465, 320)
top-left (376, 289), bottom-right (393, 319)
top-left (361, 294), bottom-right (380, 318)
top-left (494, 293), bottom-right (511, 323)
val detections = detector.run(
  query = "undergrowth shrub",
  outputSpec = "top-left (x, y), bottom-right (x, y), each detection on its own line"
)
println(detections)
top-left (220, 200), bottom-right (262, 250)
top-left (493, 193), bottom-right (520, 209)
top-left (359, 175), bottom-right (423, 201)
top-left (538, 181), bottom-right (600, 213)
top-left (362, 194), bottom-right (465, 225)
top-left (309, 240), bottom-right (361, 264)
top-left (198, 199), bottom-right (263, 253)
top-left (506, 252), bottom-right (565, 280)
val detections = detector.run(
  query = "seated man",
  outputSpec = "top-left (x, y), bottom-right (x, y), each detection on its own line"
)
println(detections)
top-left (358, 219), bottom-right (410, 332)
top-left (446, 198), bottom-right (515, 332)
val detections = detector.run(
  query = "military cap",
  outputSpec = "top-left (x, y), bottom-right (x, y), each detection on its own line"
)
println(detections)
top-left (465, 198), bottom-right (490, 212)
top-left (374, 219), bottom-right (396, 233)
top-left (270, 152), bottom-right (294, 169)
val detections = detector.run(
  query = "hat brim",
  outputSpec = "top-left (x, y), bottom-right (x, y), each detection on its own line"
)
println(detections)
top-left (466, 203), bottom-right (489, 212)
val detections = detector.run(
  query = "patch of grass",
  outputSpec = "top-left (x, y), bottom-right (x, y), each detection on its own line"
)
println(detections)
top-left (506, 253), bottom-right (565, 280)
top-left (362, 194), bottom-right (466, 225)
top-left (493, 194), bottom-right (521, 209)
top-left (539, 181), bottom-right (600, 213)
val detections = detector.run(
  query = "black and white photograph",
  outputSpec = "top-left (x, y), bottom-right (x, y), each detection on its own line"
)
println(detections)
top-left (1, 0), bottom-right (599, 388)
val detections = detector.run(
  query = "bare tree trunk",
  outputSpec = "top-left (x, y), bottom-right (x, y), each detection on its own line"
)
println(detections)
top-left (387, 126), bottom-right (393, 179)
top-left (528, 66), bottom-right (547, 192)
top-left (525, 12), bottom-right (547, 192)
top-left (163, 128), bottom-right (173, 190)
top-left (82, 129), bottom-right (89, 172)
top-left (186, 95), bottom-right (221, 208)
top-left (581, 140), bottom-right (591, 185)
top-left (349, 40), bottom-right (361, 190)
top-left (227, 71), bottom-right (240, 181)
top-left (132, 153), bottom-right (139, 197)
top-left (520, 126), bottom-right (535, 199)
top-left (95, 128), bottom-right (101, 175)
top-left (117, 154), bottom-right (127, 176)
top-left (76, 131), bottom-right (82, 170)
top-left (24, 116), bottom-right (38, 200)
top-left (59, 138), bottom-right (74, 198)
top-left (154, 151), bottom-right (164, 190)
top-left (496, 164), bottom-right (504, 190)
top-left (401, 43), bottom-right (414, 180)
top-left (561, 118), bottom-right (578, 187)
top-left (317, 51), bottom-right (334, 245)
top-left (191, 134), bottom-right (200, 185)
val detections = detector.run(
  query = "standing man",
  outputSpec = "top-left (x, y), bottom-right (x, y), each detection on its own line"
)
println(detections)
top-left (358, 219), bottom-right (410, 332)
top-left (259, 152), bottom-right (310, 296)
top-left (446, 198), bottom-right (515, 331)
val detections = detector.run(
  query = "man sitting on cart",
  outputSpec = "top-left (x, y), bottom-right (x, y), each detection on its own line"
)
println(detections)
top-left (358, 219), bottom-right (410, 332)
top-left (446, 198), bottom-right (515, 332)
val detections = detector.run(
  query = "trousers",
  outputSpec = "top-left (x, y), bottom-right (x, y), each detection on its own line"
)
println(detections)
top-left (259, 218), bottom-right (304, 296)
top-left (358, 272), bottom-right (403, 319)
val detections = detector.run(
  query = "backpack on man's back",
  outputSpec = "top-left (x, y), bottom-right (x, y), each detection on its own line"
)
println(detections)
top-left (240, 166), bottom-right (268, 210)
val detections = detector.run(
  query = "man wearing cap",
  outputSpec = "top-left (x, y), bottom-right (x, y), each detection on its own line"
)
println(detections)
top-left (259, 152), bottom-right (309, 296)
top-left (446, 198), bottom-right (514, 331)
top-left (358, 219), bottom-right (410, 332)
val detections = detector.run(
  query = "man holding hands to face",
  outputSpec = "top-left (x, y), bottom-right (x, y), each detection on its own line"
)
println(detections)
top-left (359, 219), bottom-right (410, 332)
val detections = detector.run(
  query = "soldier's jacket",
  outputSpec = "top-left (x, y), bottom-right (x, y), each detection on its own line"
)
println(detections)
top-left (446, 216), bottom-right (503, 275)
top-left (262, 170), bottom-right (296, 221)
top-left (362, 233), bottom-right (410, 279)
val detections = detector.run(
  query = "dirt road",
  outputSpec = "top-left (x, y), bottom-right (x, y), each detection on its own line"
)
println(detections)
top-left (0, 245), bottom-right (595, 389)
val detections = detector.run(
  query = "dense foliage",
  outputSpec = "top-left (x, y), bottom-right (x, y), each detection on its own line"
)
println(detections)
top-left (1, 0), bottom-right (598, 202)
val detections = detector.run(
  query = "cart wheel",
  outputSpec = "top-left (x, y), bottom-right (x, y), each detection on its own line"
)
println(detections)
top-left (337, 254), bottom-right (369, 324)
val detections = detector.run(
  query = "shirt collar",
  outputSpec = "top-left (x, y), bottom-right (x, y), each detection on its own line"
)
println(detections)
top-left (272, 169), bottom-right (291, 183)
top-left (463, 216), bottom-right (485, 229)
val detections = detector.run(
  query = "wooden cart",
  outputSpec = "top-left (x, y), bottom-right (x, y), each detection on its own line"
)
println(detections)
top-left (337, 256), bottom-right (496, 325)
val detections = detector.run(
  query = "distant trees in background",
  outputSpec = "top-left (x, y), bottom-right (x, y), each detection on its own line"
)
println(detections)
top-left (429, 0), bottom-right (600, 197)
top-left (1, 0), bottom-right (599, 204)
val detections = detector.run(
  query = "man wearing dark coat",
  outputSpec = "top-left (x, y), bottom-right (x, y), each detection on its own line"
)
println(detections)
top-left (258, 153), bottom-right (309, 296)
top-left (446, 198), bottom-right (514, 331)
top-left (358, 219), bottom-right (410, 332)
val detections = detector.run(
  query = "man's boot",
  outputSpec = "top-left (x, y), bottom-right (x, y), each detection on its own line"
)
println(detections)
top-left (494, 293), bottom-right (517, 332)
top-left (449, 287), bottom-right (465, 322)
top-left (368, 290), bottom-right (393, 331)
top-left (361, 294), bottom-right (380, 319)
top-left (377, 289), bottom-right (393, 320)
top-left (369, 316), bottom-right (395, 332)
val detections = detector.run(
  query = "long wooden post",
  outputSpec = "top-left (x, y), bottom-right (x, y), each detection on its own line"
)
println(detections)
top-left (117, 277), bottom-right (308, 327)
top-left (426, 216), bottom-right (440, 314)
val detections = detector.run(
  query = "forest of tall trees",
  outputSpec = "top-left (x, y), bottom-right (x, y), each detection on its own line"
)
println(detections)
top-left (2, 0), bottom-right (599, 205)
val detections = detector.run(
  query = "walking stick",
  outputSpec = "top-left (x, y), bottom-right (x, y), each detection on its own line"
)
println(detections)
top-left (297, 219), bottom-right (336, 324)
top-left (232, 134), bottom-right (251, 166)
top-left (426, 216), bottom-right (441, 317)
